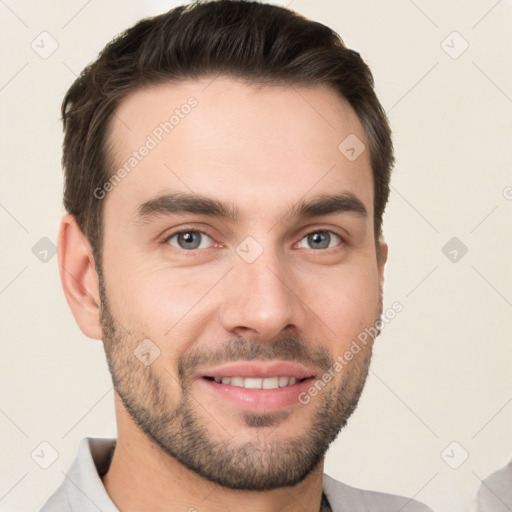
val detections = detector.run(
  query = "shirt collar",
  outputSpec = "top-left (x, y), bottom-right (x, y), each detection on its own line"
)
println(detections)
top-left (40, 437), bottom-right (118, 512)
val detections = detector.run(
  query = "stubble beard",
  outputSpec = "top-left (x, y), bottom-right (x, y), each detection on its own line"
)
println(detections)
top-left (98, 277), bottom-right (379, 491)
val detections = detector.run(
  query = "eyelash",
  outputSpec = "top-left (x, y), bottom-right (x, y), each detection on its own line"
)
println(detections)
top-left (163, 226), bottom-right (346, 253)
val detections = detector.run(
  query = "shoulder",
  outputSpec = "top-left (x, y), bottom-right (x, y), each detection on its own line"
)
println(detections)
top-left (474, 460), bottom-right (512, 512)
top-left (323, 473), bottom-right (434, 512)
top-left (38, 437), bottom-right (118, 512)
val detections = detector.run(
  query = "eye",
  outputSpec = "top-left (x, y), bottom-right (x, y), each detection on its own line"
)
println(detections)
top-left (297, 230), bottom-right (342, 250)
top-left (166, 230), bottom-right (214, 251)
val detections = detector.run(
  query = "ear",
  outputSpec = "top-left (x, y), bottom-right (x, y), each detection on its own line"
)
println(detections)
top-left (58, 214), bottom-right (103, 340)
top-left (376, 237), bottom-right (388, 293)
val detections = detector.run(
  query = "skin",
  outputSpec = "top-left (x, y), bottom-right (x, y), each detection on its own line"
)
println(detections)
top-left (58, 77), bottom-right (387, 512)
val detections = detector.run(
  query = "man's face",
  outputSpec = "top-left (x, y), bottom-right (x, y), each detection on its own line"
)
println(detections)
top-left (99, 78), bottom-right (385, 490)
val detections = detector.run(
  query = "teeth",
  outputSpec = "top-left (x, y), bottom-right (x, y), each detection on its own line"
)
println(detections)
top-left (244, 377), bottom-right (263, 389)
top-left (262, 377), bottom-right (279, 389)
top-left (230, 376), bottom-right (244, 387)
top-left (278, 376), bottom-right (289, 387)
top-left (211, 376), bottom-right (302, 389)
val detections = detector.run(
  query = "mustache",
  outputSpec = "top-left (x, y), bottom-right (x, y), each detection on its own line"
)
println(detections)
top-left (177, 334), bottom-right (334, 382)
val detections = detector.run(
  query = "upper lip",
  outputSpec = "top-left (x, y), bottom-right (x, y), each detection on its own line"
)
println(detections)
top-left (197, 360), bottom-right (317, 380)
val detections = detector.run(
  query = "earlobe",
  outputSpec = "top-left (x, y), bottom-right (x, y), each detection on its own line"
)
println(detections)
top-left (58, 214), bottom-right (103, 340)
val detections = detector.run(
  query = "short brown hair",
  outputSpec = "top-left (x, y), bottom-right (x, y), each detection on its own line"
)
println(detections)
top-left (62, 0), bottom-right (394, 261)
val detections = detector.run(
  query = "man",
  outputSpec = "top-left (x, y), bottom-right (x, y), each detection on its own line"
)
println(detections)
top-left (40, 1), bottom-right (433, 510)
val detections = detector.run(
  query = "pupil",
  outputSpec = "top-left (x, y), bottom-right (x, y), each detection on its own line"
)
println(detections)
top-left (180, 232), bottom-right (200, 249)
top-left (309, 231), bottom-right (329, 249)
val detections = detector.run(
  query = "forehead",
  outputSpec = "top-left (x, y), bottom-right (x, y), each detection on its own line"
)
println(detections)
top-left (104, 77), bottom-right (373, 225)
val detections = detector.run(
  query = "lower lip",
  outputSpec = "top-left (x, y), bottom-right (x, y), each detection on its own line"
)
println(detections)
top-left (198, 377), bottom-right (315, 414)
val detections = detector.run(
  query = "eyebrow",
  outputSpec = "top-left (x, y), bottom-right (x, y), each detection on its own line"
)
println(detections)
top-left (135, 191), bottom-right (368, 223)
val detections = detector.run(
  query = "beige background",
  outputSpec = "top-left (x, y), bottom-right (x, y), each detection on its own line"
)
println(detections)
top-left (1, 1), bottom-right (511, 511)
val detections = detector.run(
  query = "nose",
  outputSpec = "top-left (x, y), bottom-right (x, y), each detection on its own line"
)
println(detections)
top-left (219, 245), bottom-right (305, 341)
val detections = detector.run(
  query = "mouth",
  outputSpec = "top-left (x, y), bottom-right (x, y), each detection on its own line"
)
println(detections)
top-left (196, 361), bottom-right (318, 414)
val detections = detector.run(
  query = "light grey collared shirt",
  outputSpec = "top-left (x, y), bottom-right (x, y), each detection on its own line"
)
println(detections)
top-left (38, 437), bottom-right (433, 512)
top-left (474, 460), bottom-right (512, 512)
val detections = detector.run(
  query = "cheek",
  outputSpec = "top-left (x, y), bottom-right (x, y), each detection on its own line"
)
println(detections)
top-left (105, 259), bottom-right (223, 337)
top-left (302, 264), bottom-right (380, 349)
